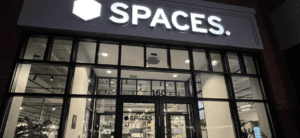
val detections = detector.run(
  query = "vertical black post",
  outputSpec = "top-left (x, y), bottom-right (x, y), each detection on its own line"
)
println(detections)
top-left (205, 50), bottom-right (213, 71)
top-left (144, 43), bottom-right (147, 68)
top-left (116, 41), bottom-right (122, 96)
top-left (167, 46), bottom-right (171, 69)
top-left (95, 39), bottom-right (100, 64)
top-left (238, 53), bottom-right (247, 74)
top-left (43, 35), bottom-right (54, 61)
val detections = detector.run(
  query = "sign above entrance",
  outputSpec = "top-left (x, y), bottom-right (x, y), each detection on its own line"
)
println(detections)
top-left (18, 0), bottom-right (263, 49)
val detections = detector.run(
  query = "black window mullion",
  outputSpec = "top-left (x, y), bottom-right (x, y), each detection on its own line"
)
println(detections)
top-left (221, 52), bottom-right (228, 73)
top-left (144, 44), bottom-right (147, 68)
top-left (94, 39), bottom-right (100, 64)
top-left (225, 74), bottom-right (243, 138)
top-left (70, 38), bottom-right (79, 63)
top-left (205, 50), bottom-right (213, 71)
top-left (43, 35), bottom-right (54, 61)
top-left (114, 97), bottom-right (123, 138)
top-left (116, 41), bottom-right (122, 96)
top-left (223, 52), bottom-right (231, 73)
top-left (167, 46), bottom-right (171, 69)
top-left (136, 79), bottom-right (138, 95)
top-left (238, 53), bottom-right (247, 74)
top-left (19, 34), bottom-right (30, 59)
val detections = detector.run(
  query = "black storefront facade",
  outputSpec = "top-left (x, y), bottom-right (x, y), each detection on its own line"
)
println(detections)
top-left (0, 0), bottom-right (298, 138)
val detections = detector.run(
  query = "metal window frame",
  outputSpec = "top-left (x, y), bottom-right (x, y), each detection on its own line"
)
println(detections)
top-left (0, 31), bottom-right (277, 138)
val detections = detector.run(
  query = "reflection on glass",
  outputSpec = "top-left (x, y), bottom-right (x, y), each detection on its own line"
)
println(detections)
top-left (237, 102), bottom-right (272, 138)
top-left (137, 80), bottom-right (151, 96)
top-left (196, 73), bottom-right (228, 98)
top-left (77, 41), bottom-right (96, 63)
top-left (71, 67), bottom-right (117, 95)
top-left (171, 49), bottom-right (190, 70)
top-left (193, 51), bottom-right (208, 71)
top-left (198, 101), bottom-right (235, 138)
top-left (244, 56), bottom-right (257, 74)
top-left (166, 81), bottom-right (175, 96)
top-left (50, 39), bottom-right (72, 62)
top-left (210, 53), bottom-right (223, 72)
top-left (3, 97), bottom-right (63, 138)
top-left (93, 99), bottom-right (116, 138)
top-left (164, 103), bottom-right (194, 138)
top-left (121, 70), bottom-right (192, 97)
top-left (147, 47), bottom-right (168, 68)
top-left (232, 76), bottom-right (263, 100)
top-left (121, 45), bottom-right (144, 67)
top-left (24, 37), bottom-right (47, 60)
top-left (121, 79), bottom-right (137, 95)
top-left (227, 52), bottom-right (241, 73)
top-left (98, 43), bottom-right (119, 65)
top-left (11, 64), bottom-right (68, 94)
top-left (123, 103), bottom-right (155, 138)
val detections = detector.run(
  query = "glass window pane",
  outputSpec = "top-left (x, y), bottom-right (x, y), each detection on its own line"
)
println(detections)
top-left (197, 73), bottom-right (229, 98)
top-left (121, 45), bottom-right (143, 67)
top-left (232, 76), bottom-right (264, 100)
top-left (11, 64), bottom-right (68, 94)
top-left (64, 98), bottom-right (116, 138)
top-left (3, 97), bottom-right (63, 138)
top-left (244, 56), bottom-right (257, 74)
top-left (171, 49), bottom-right (190, 70)
top-left (176, 82), bottom-right (186, 97)
top-left (166, 81), bottom-right (175, 96)
top-left (137, 80), bottom-right (151, 96)
top-left (98, 43), bottom-right (119, 65)
top-left (146, 47), bottom-right (168, 68)
top-left (71, 67), bottom-right (118, 95)
top-left (193, 51), bottom-right (208, 71)
top-left (121, 79), bottom-right (137, 95)
top-left (198, 101), bottom-right (236, 138)
top-left (237, 102), bottom-right (272, 138)
top-left (50, 39), bottom-right (72, 62)
top-left (77, 41), bottom-right (96, 63)
top-left (24, 37), bottom-right (47, 60)
top-left (210, 53), bottom-right (223, 72)
top-left (121, 70), bottom-right (192, 97)
top-left (227, 52), bottom-right (241, 73)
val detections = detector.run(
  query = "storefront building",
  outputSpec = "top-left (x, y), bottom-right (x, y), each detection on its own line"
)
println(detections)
top-left (0, 0), bottom-right (299, 138)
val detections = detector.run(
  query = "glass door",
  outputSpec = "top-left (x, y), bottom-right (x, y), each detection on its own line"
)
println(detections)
top-left (120, 99), bottom-right (195, 138)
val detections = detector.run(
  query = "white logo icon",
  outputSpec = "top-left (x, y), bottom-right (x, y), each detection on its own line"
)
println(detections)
top-left (72, 0), bottom-right (102, 21)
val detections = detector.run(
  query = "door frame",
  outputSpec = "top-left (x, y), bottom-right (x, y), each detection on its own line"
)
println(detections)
top-left (114, 96), bottom-right (197, 138)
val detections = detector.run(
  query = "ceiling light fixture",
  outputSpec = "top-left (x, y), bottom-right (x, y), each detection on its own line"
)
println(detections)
top-left (241, 108), bottom-right (251, 112)
top-left (107, 70), bottom-right (112, 74)
top-left (52, 108), bottom-right (56, 111)
top-left (102, 53), bottom-right (108, 57)
top-left (50, 75), bottom-right (53, 81)
top-left (240, 104), bottom-right (251, 108)
top-left (212, 60), bottom-right (218, 66)
top-left (88, 98), bottom-right (92, 101)
top-left (185, 60), bottom-right (190, 63)
top-left (20, 107), bottom-right (23, 110)
top-left (173, 74), bottom-right (178, 77)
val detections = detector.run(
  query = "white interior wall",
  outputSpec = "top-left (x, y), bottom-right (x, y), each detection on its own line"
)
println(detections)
top-left (65, 67), bottom-right (90, 138)
top-left (201, 73), bottom-right (228, 98)
top-left (201, 73), bottom-right (235, 138)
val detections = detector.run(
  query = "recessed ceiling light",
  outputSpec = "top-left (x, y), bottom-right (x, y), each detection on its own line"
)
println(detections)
top-left (88, 98), bottom-right (92, 101)
top-left (52, 108), bottom-right (56, 111)
top-left (102, 53), bottom-right (108, 57)
top-left (241, 108), bottom-right (251, 112)
top-left (185, 60), bottom-right (190, 63)
top-left (107, 70), bottom-right (112, 74)
top-left (111, 82), bottom-right (114, 83)
top-left (173, 74), bottom-right (178, 77)
top-left (20, 107), bottom-right (23, 110)
top-left (212, 60), bottom-right (218, 66)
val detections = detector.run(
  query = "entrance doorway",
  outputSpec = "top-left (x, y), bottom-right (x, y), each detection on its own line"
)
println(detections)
top-left (121, 98), bottom-right (195, 138)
